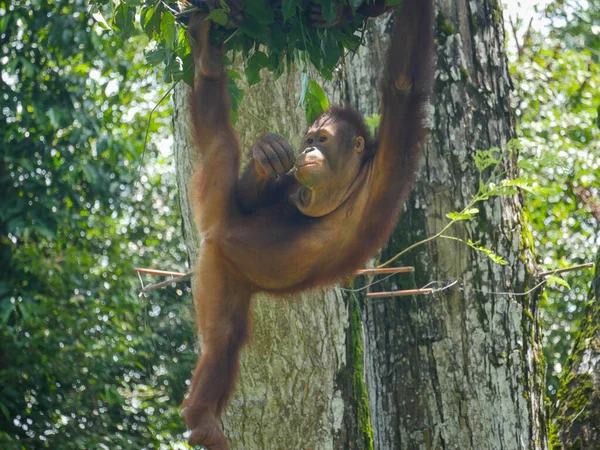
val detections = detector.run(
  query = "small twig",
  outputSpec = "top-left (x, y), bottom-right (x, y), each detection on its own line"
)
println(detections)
top-left (139, 82), bottom-right (177, 176)
top-left (570, 405), bottom-right (587, 425)
top-left (224, 28), bottom-right (240, 44)
top-left (161, 0), bottom-right (181, 17)
top-left (355, 267), bottom-right (414, 275)
top-left (135, 266), bottom-right (415, 279)
top-left (540, 262), bottom-right (595, 277)
top-left (135, 266), bottom-right (416, 295)
top-left (509, 15), bottom-right (523, 57)
top-left (523, 17), bottom-right (534, 49)
top-left (139, 273), bottom-right (192, 295)
top-left (134, 267), bottom-right (187, 277)
top-left (367, 288), bottom-right (433, 298)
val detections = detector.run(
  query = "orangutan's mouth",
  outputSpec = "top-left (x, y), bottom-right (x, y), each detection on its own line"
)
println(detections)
top-left (297, 162), bottom-right (320, 168)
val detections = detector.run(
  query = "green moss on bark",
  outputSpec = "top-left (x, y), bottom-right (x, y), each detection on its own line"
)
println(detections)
top-left (334, 288), bottom-right (374, 450)
top-left (436, 11), bottom-right (455, 45)
top-left (348, 293), bottom-right (374, 450)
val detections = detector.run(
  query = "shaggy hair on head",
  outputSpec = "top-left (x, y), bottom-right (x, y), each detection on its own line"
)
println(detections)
top-left (314, 105), bottom-right (377, 160)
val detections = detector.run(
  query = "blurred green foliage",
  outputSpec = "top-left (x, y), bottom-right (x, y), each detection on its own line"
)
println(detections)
top-left (510, 0), bottom-right (600, 395)
top-left (0, 0), bottom-right (196, 447)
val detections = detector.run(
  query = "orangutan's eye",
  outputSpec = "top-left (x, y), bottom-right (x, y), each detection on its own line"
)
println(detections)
top-left (306, 138), bottom-right (314, 145)
top-left (319, 136), bottom-right (327, 143)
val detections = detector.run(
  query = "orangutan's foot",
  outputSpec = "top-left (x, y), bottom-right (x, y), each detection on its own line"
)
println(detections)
top-left (182, 407), bottom-right (228, 450)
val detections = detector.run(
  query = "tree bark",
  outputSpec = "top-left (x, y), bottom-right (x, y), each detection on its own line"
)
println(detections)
top-left (173, 1), bottom-right (548, 448)
top-left (362, 2), bottom-right (548, 449)
top-left (554, 250), bottom-right (600, 449)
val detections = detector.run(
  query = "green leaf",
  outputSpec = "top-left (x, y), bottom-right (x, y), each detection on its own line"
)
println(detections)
top-left (473, 148), bottom-right (501, 172)
top-left (142, 4), bottom-right (162, 38)
top-left (228, 69), bottom-right (242, 80)
top-left (341, 31), bottom-right (361, 51)
top-left (82, 165), bottom-right (98, 185)
top-left (18, 302), bottom-right (30, 322)
top-left (349, 0), bottom-right (363, 10)
top-left (228, 78), bottom-right (244, 125)
top-left (113, 3), bottom-right (135, 38)
top-left (302, 80), bottom-right (330, 123)
top-left (365, 114), bottom-right (381, 134)
top-left (547, 275), bottom-right (571, 290)
top-left (239, 16), bottom-right (266, 40)
top-left (282, 0), bottom-right (301, 22)
top-left (145, 43), bottom-right (166, 66)
top-left (92, 10), bottom-right (112, 30)
top-left (320, 0), bottom-right (338, 23)
top-left (207, 8), bottom-right (229, 27)
top-left (500, 178), bottom-right (536, 194)
top-left (245, 0), bottom-right (275, 25)
top-left (160, 12), bottom-right (176, 49)
top-left (0, 302), bottom-right (14, 325)
top-left (308, 80), bottom-right (329, 111)
top-left (0, 13), bottom-right (10, 34)
top-left (298, 72), bottom-right (309, 107)
top-left (245, 51), bottom-right (270, 85)
top-left (34, 219), bottom-right (57, 240)
top-left (321, 29), bottom-right (342, 73)
top-left (446, 208), bottom-right (479, 221)
top-left (467, 240), bottom-right (508, 265)
top-left (0, 401), bottom-right (11, 420)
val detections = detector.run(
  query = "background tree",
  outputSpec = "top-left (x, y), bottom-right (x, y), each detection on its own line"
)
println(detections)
top-left (0, 1), bottom-right (194, 447)
top-left (553, 249), bottom-right (600, 449)
top-left (509, 0), bottom-right (600, 396)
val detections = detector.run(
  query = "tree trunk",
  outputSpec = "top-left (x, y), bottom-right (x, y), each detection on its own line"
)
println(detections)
top-left (173, 1), bottom-right (548, 448)
top-left (554, 250), bottom-right (600, 449)
top-left (361, 2), bottom-right (548, 449)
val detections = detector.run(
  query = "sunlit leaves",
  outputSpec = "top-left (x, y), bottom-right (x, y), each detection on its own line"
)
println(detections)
top-left (383, 142), bottom-right (533, 269)
top-left (92, 10), bottom-right (112, 30)
top-left (1, 1), bottom-right (192, 447)
top-left (142, 3), bottom-right (162, 38)
top-left (160, 11), bottom-right (176, 50)
top-left (509, 0), bottom-right (600, 395)
top-left (466, 240), bottom-right (508, 265)
top-left (94, 0), bottom-right (370, 121)
top-left (446, 208), bottom-right (480, 222)
top-left (113, 3), bottom-right (135, 38)
top-left (473, 148), bottom-right (501, 172)
top-left (303, 80), bottom-right (330, 123)
top-left (364, 113), bottom-right (381, 135)
top-left (547, 274), bottom-right (571, 290)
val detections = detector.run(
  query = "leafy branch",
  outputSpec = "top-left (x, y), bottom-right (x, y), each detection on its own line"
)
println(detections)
top-left (89, 0), bottom-right (387, 123)
top-left (379, 140), bottom-right (536, 268)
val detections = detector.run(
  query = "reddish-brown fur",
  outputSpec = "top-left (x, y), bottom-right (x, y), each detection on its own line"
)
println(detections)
top-left (181, 1), bottom-right (434, 448)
